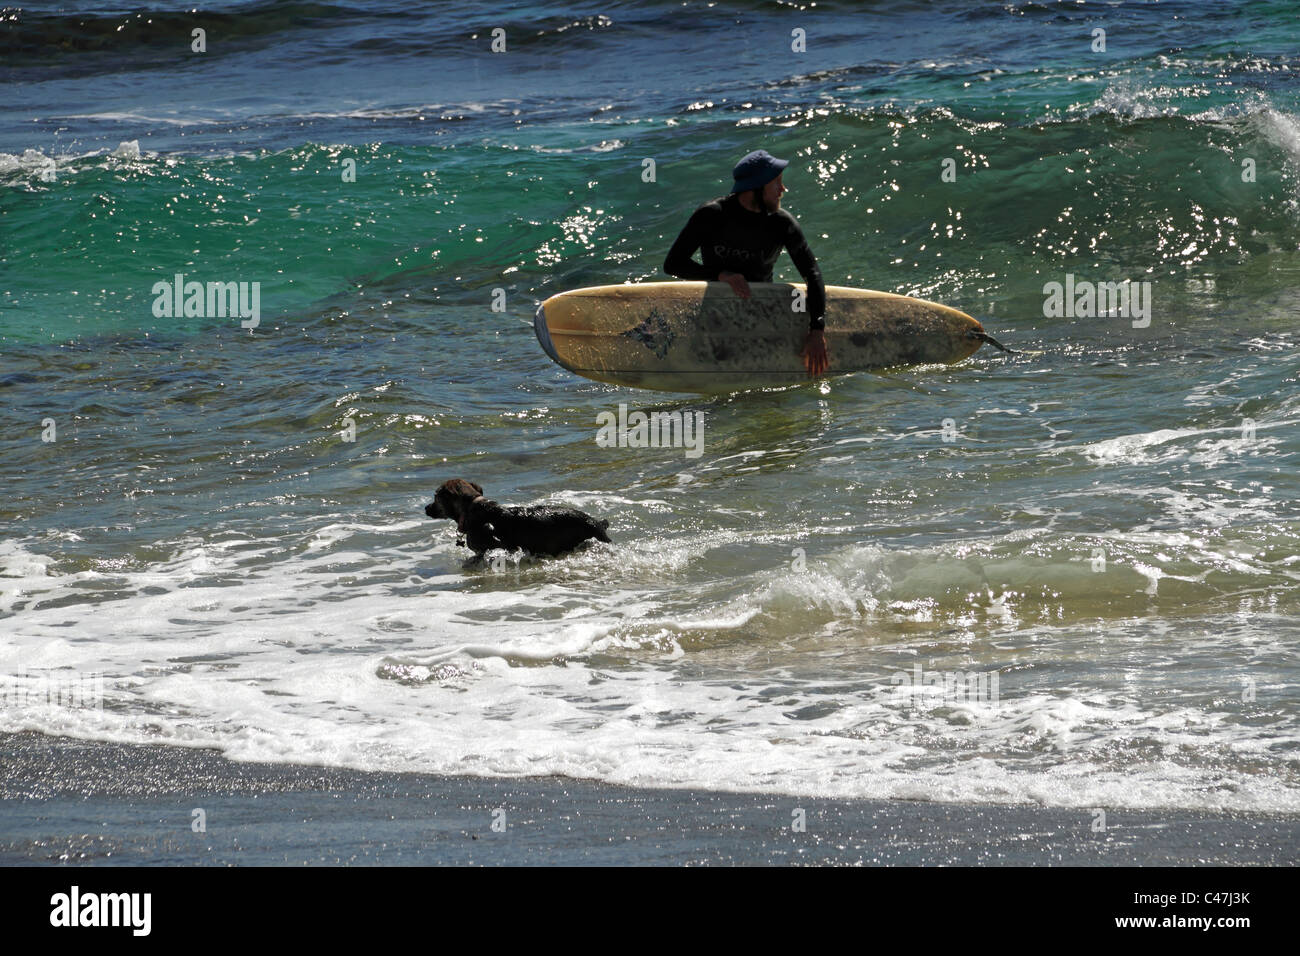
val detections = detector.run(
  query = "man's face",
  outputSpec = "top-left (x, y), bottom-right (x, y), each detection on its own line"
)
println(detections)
top-left (762, 173), bottom-right (786, 211)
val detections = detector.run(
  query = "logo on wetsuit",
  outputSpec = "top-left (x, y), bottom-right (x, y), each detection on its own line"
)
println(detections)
top-left (712, 245), bottom-right (761, 264)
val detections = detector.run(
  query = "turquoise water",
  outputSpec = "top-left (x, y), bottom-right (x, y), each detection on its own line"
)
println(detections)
top-left (2, 1), bottom-right (1299, 811)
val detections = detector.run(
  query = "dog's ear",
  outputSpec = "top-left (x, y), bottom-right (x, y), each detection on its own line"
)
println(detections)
top-left (446, 478), bottom-right (479, 498)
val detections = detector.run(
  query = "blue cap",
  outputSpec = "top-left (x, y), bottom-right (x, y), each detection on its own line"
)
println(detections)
top-left (731, 149), bottom-right (788, 193)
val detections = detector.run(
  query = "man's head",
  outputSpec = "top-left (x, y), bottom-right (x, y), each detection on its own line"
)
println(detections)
top-left (751, 173), bottom-right (785, 213)
top-left (731, 149), bottom-right (788, 212)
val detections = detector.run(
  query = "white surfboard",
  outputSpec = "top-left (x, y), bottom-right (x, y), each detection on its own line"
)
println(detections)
top-left (535, 282), bottom-right (986, 393)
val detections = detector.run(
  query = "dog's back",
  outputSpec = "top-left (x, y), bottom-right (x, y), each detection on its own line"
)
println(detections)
top-left (476, 500), bottom-right (610, 557)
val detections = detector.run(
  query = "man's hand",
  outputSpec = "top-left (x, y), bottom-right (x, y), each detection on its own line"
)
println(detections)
top-left (718, 271), bottom-right (752, 299)
top-left (801, 328), bottom-right (829, 377)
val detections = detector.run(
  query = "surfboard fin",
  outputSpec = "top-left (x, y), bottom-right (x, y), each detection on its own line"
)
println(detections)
top-left (968, 329), bottom-right (1021, 355)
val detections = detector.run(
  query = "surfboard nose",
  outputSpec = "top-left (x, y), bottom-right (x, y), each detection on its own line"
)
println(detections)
top-left (534, 299), bottom-right (560, 364)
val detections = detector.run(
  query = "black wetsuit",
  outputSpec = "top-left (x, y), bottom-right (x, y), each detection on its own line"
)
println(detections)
top-left (663, 193), bottom-right (827, 330)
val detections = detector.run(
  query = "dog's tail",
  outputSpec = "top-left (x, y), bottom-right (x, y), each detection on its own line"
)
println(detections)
top-left (594, 518), bottom-right (612, 543)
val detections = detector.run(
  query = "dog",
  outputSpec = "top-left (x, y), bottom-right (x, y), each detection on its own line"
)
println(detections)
top-left (424, 479), bottom-right (611, 562)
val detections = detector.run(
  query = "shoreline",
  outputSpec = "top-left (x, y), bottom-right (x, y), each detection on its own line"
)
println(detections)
top-left (2, 732), bottom-right (1296, 865)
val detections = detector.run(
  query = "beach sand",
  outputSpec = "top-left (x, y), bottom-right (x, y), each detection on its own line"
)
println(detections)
top-left (1, 732), bottom-right (1294, 866)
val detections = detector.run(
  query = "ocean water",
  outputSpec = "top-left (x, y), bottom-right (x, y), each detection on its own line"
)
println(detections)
top-left (2, 0), bottom-right (1299, 813)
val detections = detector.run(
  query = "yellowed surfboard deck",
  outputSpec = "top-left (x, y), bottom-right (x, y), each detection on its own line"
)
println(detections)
top-left (535, 282), bottom-right (984, 393)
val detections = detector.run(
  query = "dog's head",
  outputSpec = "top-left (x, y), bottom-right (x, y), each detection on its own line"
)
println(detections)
top-left (424, 479), bottom-right (485, 530)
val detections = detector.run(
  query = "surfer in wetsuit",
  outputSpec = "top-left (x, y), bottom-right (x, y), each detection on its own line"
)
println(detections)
top-left (663, 149), bottom-right (829, 376)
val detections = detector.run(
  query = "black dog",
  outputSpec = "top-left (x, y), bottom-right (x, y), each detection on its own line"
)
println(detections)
top-left (424, 479), bottom-right (611, 562)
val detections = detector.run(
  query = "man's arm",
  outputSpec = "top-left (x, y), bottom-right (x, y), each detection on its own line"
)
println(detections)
top-left (785, 216), bottom-right (830, 376)
top-left (785, 218), bottom-right (827, 330)
top-left (663, 206), bottom-right (719, 280)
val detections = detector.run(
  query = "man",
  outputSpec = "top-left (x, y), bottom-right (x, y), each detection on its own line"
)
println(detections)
top-left (663, 149), bottom-right (829, 376)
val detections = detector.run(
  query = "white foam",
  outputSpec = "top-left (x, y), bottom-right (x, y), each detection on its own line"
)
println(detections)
top-left (57, 111), bottom-right (210, 127)
top-left (1077, 420), bottom-right (1288, 467)
top-left (2, 520), bottom-right (1298, 813)
top-left (1256, 107), bottom-right (1300, 165)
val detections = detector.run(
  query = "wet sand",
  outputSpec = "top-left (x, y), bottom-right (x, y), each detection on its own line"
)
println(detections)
top-left (1, 732), bottom-right (1295, 865)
